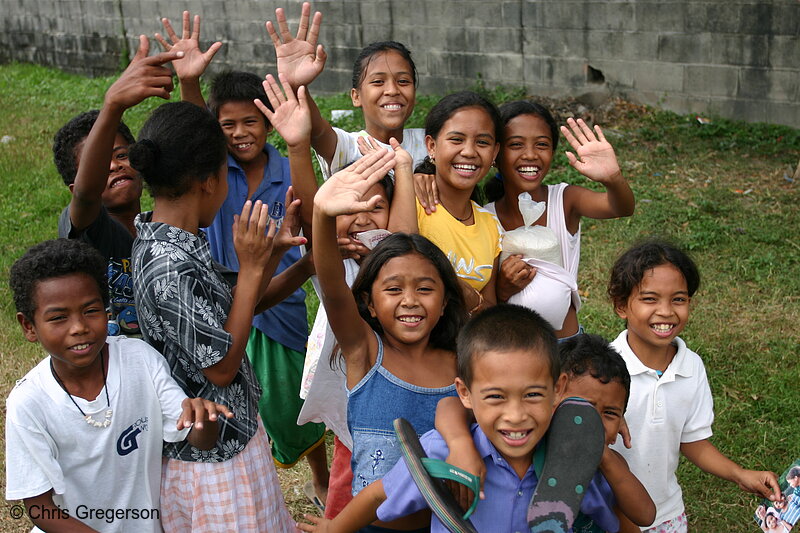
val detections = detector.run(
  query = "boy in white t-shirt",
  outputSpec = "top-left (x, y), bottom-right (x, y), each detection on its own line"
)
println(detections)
top-left (6, 239), bottom-right (231, 532)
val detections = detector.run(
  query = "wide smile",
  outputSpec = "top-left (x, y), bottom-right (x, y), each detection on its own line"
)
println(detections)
top-left (108, 175), bottom-right (134, 189)
top-left (650, 323), bottom-right (676, 338)
top-left (67, 341), bottom-right (95, 356)
top-left (397, 315), bottom-right (424, 327)
top-left (516, 165), bottom-right (543, 181)
top-left (499, 429), bottom-right (533, 446)
top-left (452, 163), bottom-right (480, 178)
top-left (233, 142), bottom-right (254, 152)
top-left (380, 102), bottom-right (404, 112)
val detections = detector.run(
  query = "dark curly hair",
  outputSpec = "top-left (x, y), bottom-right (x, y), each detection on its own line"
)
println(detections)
top-left (457, 304), bottom-right (560, 388)
top-left (559, 333), bottom-right (631, 408)
top-left (485, 100), bottom-right (560, 203)
top-left (52, 110), bottom-right (135, 186)
top-left (10, 239), bottom-right (109, 321)
top-left (350, 232), bottom-right (467, 350)
top-left (608, 239), bottom-right (700, 308)
top-left (207, 70), bottom-right (272, 125)
top-left (351, 41), bottom-right (417, 89)
top-left (128, 102), bottom-right (227, 199)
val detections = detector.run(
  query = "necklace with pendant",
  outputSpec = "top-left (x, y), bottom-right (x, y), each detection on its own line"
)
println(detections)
top-left (50, 348), bottom-right (113, 428)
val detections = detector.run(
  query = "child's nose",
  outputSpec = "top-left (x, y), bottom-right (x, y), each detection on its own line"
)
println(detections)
top-left (460, 140), bottom-right (477, 157)
top-left (383, 79), bottom-right (399, 95)
top-left (69, 316), bottom-right (90, 335)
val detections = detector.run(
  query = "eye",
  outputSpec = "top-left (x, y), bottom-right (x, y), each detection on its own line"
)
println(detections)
top-left (603, 410), bottom-right (620, 418)
top-left (398, 78), bottom-right (412, 86)
top-left (370, 79), bottom-right (384, 86)
top-left (477, 139), bottom-right (492, 146)
top-left (673, 297), bottom-right (688, 303)
top-left (525, 391), bottom-right (544, 399)
top-left (640, 296), bottom-right (657, 302)
top-left (116, 152), bottom-right (129, 160)
top-left (507, 141), bottom-right (523, 149)
top-left (484, 393), bottom-right (503, 401)
top-left (447, 136), bottom-right (463, 143)
top-left (384, 286), bottom-right (402, 293)
top-left (46, 314), bottom-right (66, 322)
top-left (536, 142), bottom-right (552, 149)
top-left (417, 286), bottom-right (434, 293)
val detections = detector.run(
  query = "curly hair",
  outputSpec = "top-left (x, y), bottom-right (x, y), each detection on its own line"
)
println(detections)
top-left (10, 239), bottom-right (108, 321)
top-left (608, 239), bottom-right (700, 308)
top-left (52, 110), bottom-right (135, 186)
top-left (559, 333), bottom-right (631, 408)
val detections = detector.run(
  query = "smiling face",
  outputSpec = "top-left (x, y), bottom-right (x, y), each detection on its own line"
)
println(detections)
top-left (498, 113), bottom-right (554, 194)
top-left (426, 107), bottom-right (500, 195)
top-left (351, 50), bottom-right (416, 142)
top-left (73, 133), bottom-right (143, 211)
top-left (335, 182), bottom-right (390, 243)
top-left (456, 349), bottom-right (565, 478)
top-left (18, 273), bottom-right (108, 377)
top-left (217, 101), bottom-right (270, 166)
top-left (367, 252), bottom-right (446, 346)
top-left (615, 263), bottom-right (690, 361)
top-left (562, 375), bottom-right (627, 446)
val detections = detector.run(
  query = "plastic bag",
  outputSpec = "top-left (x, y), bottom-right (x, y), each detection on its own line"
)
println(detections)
top-left (500, 193), bottom-right (563, 266)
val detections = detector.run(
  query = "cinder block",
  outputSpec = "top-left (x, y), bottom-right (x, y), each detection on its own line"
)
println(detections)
top-left (521, 0), bottom-right (544, 29)
top-left (684, 65), bottom-right (738, 97)
top-left (522, 55), bottom-right (544, 85)
top-left (766, 101), bottom-right (800, 128)
top-left (702, 3), bottom-right (740, 34)
top-left (586, 59), bottom-right (635, 87)
top-left (737, 67), bottom-right (771, 99)
top-left (738, 3), bottom-right (775, 35)
top-left (634, 2), bottom-right (685, 33)
top-left (769, 4), bottom-right (800, 36)
top-left (657, 33), bottom-right (712, 64)
top-left (525, 27), bottom-right (585, 58)
top-left (541, 1), bottom-right (583, 31)
top-left (768, 36), bottom-right (800, 69)
top-left (357, 0), bottom-right (391, 24)
top-left (501, 1), bottom-right (522, 28)
top-left (586, 30), bottom-right (623, 61)
top-left (765, 69), bottom-right (799, 102)
top-left (632, 61), bottom-right (684, 92)
top-left (710, 34), bottom-right (769, 67)
top-left (480, 27), bottom-right (522, 54)
top-left (620, 31), bottom-right (659, 61)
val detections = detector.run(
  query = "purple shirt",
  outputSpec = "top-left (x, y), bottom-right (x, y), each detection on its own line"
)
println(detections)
top-left (377, 424), bottom-right (618, 533)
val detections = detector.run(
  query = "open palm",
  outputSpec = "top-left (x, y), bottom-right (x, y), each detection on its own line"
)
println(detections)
top-left (561, 118), bottom-right (621, 183)
top-left (317, 150), bottom-right (396, 217)
top-left (266, 3), bottom-right (327, 88)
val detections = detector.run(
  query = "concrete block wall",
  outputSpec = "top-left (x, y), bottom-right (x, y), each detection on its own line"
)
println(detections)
top-left (1, 0), bottom-right (798, 126)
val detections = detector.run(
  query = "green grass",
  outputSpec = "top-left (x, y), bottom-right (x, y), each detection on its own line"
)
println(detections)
top-left (1, 62), bottom-right (799, 531)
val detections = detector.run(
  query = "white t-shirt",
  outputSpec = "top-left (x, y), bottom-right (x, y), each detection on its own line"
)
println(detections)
top-left (317, 127), bottom-right (428, 180)
top-left (5, 336), bottom-right (190, 533)
top-left (609, 330), bottom-right (714, 528)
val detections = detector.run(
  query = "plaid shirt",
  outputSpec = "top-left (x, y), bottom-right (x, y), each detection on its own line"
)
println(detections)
top-left (133, 212), bottom-right (261, 462)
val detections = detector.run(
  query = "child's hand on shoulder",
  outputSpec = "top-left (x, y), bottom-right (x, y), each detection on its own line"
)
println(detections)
top-left (178, 397), bottom-right (233, 430)
top-left (104, 35), bottom-right (183, 111)
top-left (297, 513), bottom-right (332, 532)
top-left (266, 2), bottom-right (327, 89)
top-left (256, 73), bottom-right (311, 148)
top-left (155, 11), bottom-right (222, 82)
top-left (315, 149), bottom-right (396, 217)
top-left (561, 118), bottom-right (623, 185)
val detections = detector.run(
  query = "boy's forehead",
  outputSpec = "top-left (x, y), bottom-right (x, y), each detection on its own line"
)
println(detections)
top-left (33, 272), bottom-right (103, 307)
top-left (565, 374), bottom-right (626, 406)
top-left (217, 100), bottom-right (263, 119)
top-left (472, 348), bottom-right (553, 378)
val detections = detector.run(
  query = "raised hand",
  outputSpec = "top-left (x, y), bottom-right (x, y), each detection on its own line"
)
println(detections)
top-left (233, 200), bottom-right (273, 272)
top-left (266, 2), bottom-right (327, 88)
top-left (105, 35), bottom-right (183, 111)
top-left (155, 11), bottom-right (222, 81)
top-left (561, 118), bottom-right (623, 184)
top-left (272, 186), bottom-right (308, 252)
top-left (315, 149), bottom-right (396, 217)
top-left (177, 398), bottom-right (234, 430)
top-left (256, 73), bottom-right (311, 148)
top-left (357, 136), bottom-right (413, 171)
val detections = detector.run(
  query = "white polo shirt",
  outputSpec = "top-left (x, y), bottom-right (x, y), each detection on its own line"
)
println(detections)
top-left (610, 330), bottom-right (714, 528)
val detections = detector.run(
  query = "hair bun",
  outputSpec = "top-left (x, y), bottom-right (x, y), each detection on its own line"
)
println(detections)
top-left (129, 138), bottom-right (161, 175)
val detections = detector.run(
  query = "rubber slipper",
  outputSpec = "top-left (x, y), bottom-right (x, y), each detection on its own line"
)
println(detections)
top-left (303, 480), bottom-right (325, 514)
top-left (394, 417), bottom-right (480, 533)
top-left (527, 397), bottom-right (605, 533)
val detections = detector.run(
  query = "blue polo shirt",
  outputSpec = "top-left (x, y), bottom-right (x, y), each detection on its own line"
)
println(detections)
top-left (377, 424), bottom-right (618, 533)
top-left (205, 143), bottom-right (307, 353)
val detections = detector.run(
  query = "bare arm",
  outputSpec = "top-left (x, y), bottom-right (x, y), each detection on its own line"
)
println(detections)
top-left (69, 36), bottom-right (179, 232)
top-left (24, 491), bottom-right (98, 532)
top-left (179, 398), bottom-right (234, 450)
top-left (599, 448), bottom-right (655, 526)
top-left (298, 480), bottom-right (386, 532)
top-left (255, 251), bottom-right (314, 312)
top-left (680, 439), bottom-right (781, 501)
top-left (155, 11), bottom-right (222, 108)
top-left (435, 395), bottom-right (485, 508)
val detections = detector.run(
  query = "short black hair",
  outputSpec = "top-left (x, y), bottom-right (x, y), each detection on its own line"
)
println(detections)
top-left (559, 333), bottom-right (631, 408)
top-left (128, 102), bottom-right (227, 199)
top-left (351, 41), bottom-right (418, 89)
top-left (787, 466), bottom-right (800, 480)
top-left (608, 239), bottom-right (701, 308)
top-left (10, 239), bottom-right (108, 321)
top-left (457, 304), bottom-right (560, 388)
top-left (53, 110), bottom-right (135, 186)
top-left (207, 70), bottom-right (271, 124)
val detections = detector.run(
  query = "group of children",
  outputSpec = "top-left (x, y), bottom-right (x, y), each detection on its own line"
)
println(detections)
top-left (3, 3), bottom-right (785, 532)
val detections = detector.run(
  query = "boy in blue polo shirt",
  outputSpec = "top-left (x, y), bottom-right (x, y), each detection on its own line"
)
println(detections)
top-left (299, 306), bottom-right (651, 532)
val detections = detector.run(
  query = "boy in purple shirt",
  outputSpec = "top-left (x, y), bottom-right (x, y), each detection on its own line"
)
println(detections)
top-left (299, 306), bottom-right (650, 532)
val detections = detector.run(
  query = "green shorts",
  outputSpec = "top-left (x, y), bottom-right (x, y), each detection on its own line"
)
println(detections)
top-left (247, 328), bottom-right (326, 467)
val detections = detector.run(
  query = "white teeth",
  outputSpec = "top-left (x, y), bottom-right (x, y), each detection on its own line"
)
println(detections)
top-left (504, 431), bottom-right (528, 440)
top-left (382, 104), bottom-right (401, 110)
top-left (453, 164), bottom-right (477, 171)
top-left (398, 316), bottom-right (422, 323)
top-left (518, 166), bottom-right (540, 175)
top-left (235, 143), bottom-right (252, 149)
top-left (651, 324), bottom-right (673, 332)
top-left (72, 343), bottom-right (89, 350)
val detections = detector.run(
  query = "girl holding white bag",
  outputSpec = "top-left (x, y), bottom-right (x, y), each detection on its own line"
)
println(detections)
top-left (483, 101), bottom-right (635, 338)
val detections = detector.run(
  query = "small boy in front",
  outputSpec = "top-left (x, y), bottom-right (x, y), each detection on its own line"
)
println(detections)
top-left (5, 239), bottom-right (230, 532)
top-left (299, 305), bottom-right (626, 532)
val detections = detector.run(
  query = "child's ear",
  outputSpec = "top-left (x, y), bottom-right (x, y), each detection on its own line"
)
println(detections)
top-left (17, 312), bottom-right (38, 343)
top-left (425, 135), bottom-right (436, 160)
top-left (68, 183), bottom-right (75, 194)
top-left (552, 373), bottom-right (568, 406)
top-left (455, 377), bottom-right (472, 410)
top-left (364, 294), bottom-right (377, 318)
top-left (614, 300), bottom-right (628, 320)
top-left (350, 88), bottom-right (362, 108)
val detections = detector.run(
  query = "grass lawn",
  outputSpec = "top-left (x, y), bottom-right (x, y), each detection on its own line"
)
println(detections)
top-left (0, 62), bottom-right (798, 531)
